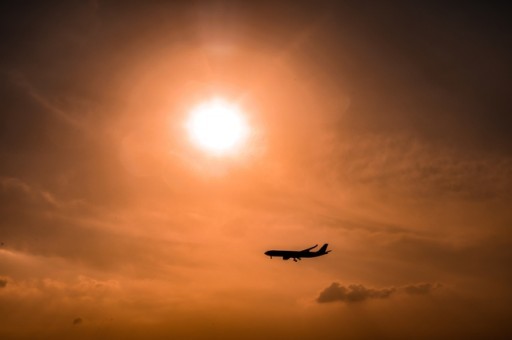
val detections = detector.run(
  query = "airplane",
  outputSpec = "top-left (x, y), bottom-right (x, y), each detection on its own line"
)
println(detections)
top-left (264, 244), bottom-right (331, 262)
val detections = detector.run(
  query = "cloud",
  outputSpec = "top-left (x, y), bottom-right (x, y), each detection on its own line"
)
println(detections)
top-left (0, 175), bottom-right (194, 274)
top-left (4, 72), bottom-right (90, 132)
top-left (317, 283), bottom-right (395, 303)
top-left (321, 134), bottom-right (512, 202)
top-left (385, 236), bottom-right (512, 282)
top-left (317, 282), bottom-right (442, 303)
top-left (0, 176), bottom-right (62, 208)
top-left (0, 279), bottom-right (7, 288)
top-left (403, 282), bottom-right (442, 295)
top-left (72, 317), bottom-right (82, 325)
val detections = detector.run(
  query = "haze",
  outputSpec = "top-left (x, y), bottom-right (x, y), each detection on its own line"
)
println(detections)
top-left (1, 2), bottom-right (511, 339)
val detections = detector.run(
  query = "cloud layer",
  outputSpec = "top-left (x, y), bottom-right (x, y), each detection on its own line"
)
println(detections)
top-left (1, 2), bottom-right (511, 339)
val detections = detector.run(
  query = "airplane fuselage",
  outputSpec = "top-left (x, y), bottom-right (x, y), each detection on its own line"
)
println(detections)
top-left (264, 250), bottom-right (326, 258)
top-left (264, 244), bottom-right (331, 262)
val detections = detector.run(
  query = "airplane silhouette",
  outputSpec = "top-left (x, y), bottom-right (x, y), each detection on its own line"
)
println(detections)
top-left (264, 244), bottom-right (331, 262)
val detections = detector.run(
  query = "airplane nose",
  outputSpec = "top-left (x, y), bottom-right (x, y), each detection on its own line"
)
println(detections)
top-left (264, 251), bottom-right (269, 255)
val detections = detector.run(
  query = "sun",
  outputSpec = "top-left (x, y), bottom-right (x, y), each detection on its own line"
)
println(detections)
top-left (186, 98), bottom-right (249, 155)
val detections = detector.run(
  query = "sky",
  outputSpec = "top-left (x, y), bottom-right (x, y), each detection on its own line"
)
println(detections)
top-left (1, 1), bottom-right (511, 339)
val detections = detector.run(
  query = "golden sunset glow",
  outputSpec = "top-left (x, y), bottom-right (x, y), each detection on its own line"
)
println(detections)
top-left (1, 2), bottom-right (511, 340)
top-left (186, 98), bottom-right (249, 155)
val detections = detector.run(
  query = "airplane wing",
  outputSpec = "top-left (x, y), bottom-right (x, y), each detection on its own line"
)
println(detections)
top-left (301, 244), bottom-right (318, 252)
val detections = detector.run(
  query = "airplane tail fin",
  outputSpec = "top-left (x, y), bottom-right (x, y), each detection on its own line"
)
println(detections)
top-left (318, 243), bottom-right (329, 253)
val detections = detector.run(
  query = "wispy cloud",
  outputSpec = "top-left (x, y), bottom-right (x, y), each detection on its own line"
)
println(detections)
top-left (321, 134), bottom-right (512, 202)
top-left (8, 71), bottom-right (88, 130)
top-left (403, 282), bottom-right (442, 295)
top-left (0, 176), bottom-right (61, 207)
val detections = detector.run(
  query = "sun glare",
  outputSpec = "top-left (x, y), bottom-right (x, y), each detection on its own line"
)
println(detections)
top-left (186, 98), bottom-right (249, 155)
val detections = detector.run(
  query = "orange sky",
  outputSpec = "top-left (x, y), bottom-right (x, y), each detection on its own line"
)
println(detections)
top-left (1, 2), bottom-right (512, 339)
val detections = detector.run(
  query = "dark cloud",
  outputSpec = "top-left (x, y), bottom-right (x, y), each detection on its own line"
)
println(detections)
top-left (317, 283), bottom-right (395, 303)
top-left (317, 282), bottom-right (442, 303)
top-left (0, 279), bottom-right (7, 288)
top-left (72, 317), bottom-right (82, 325)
